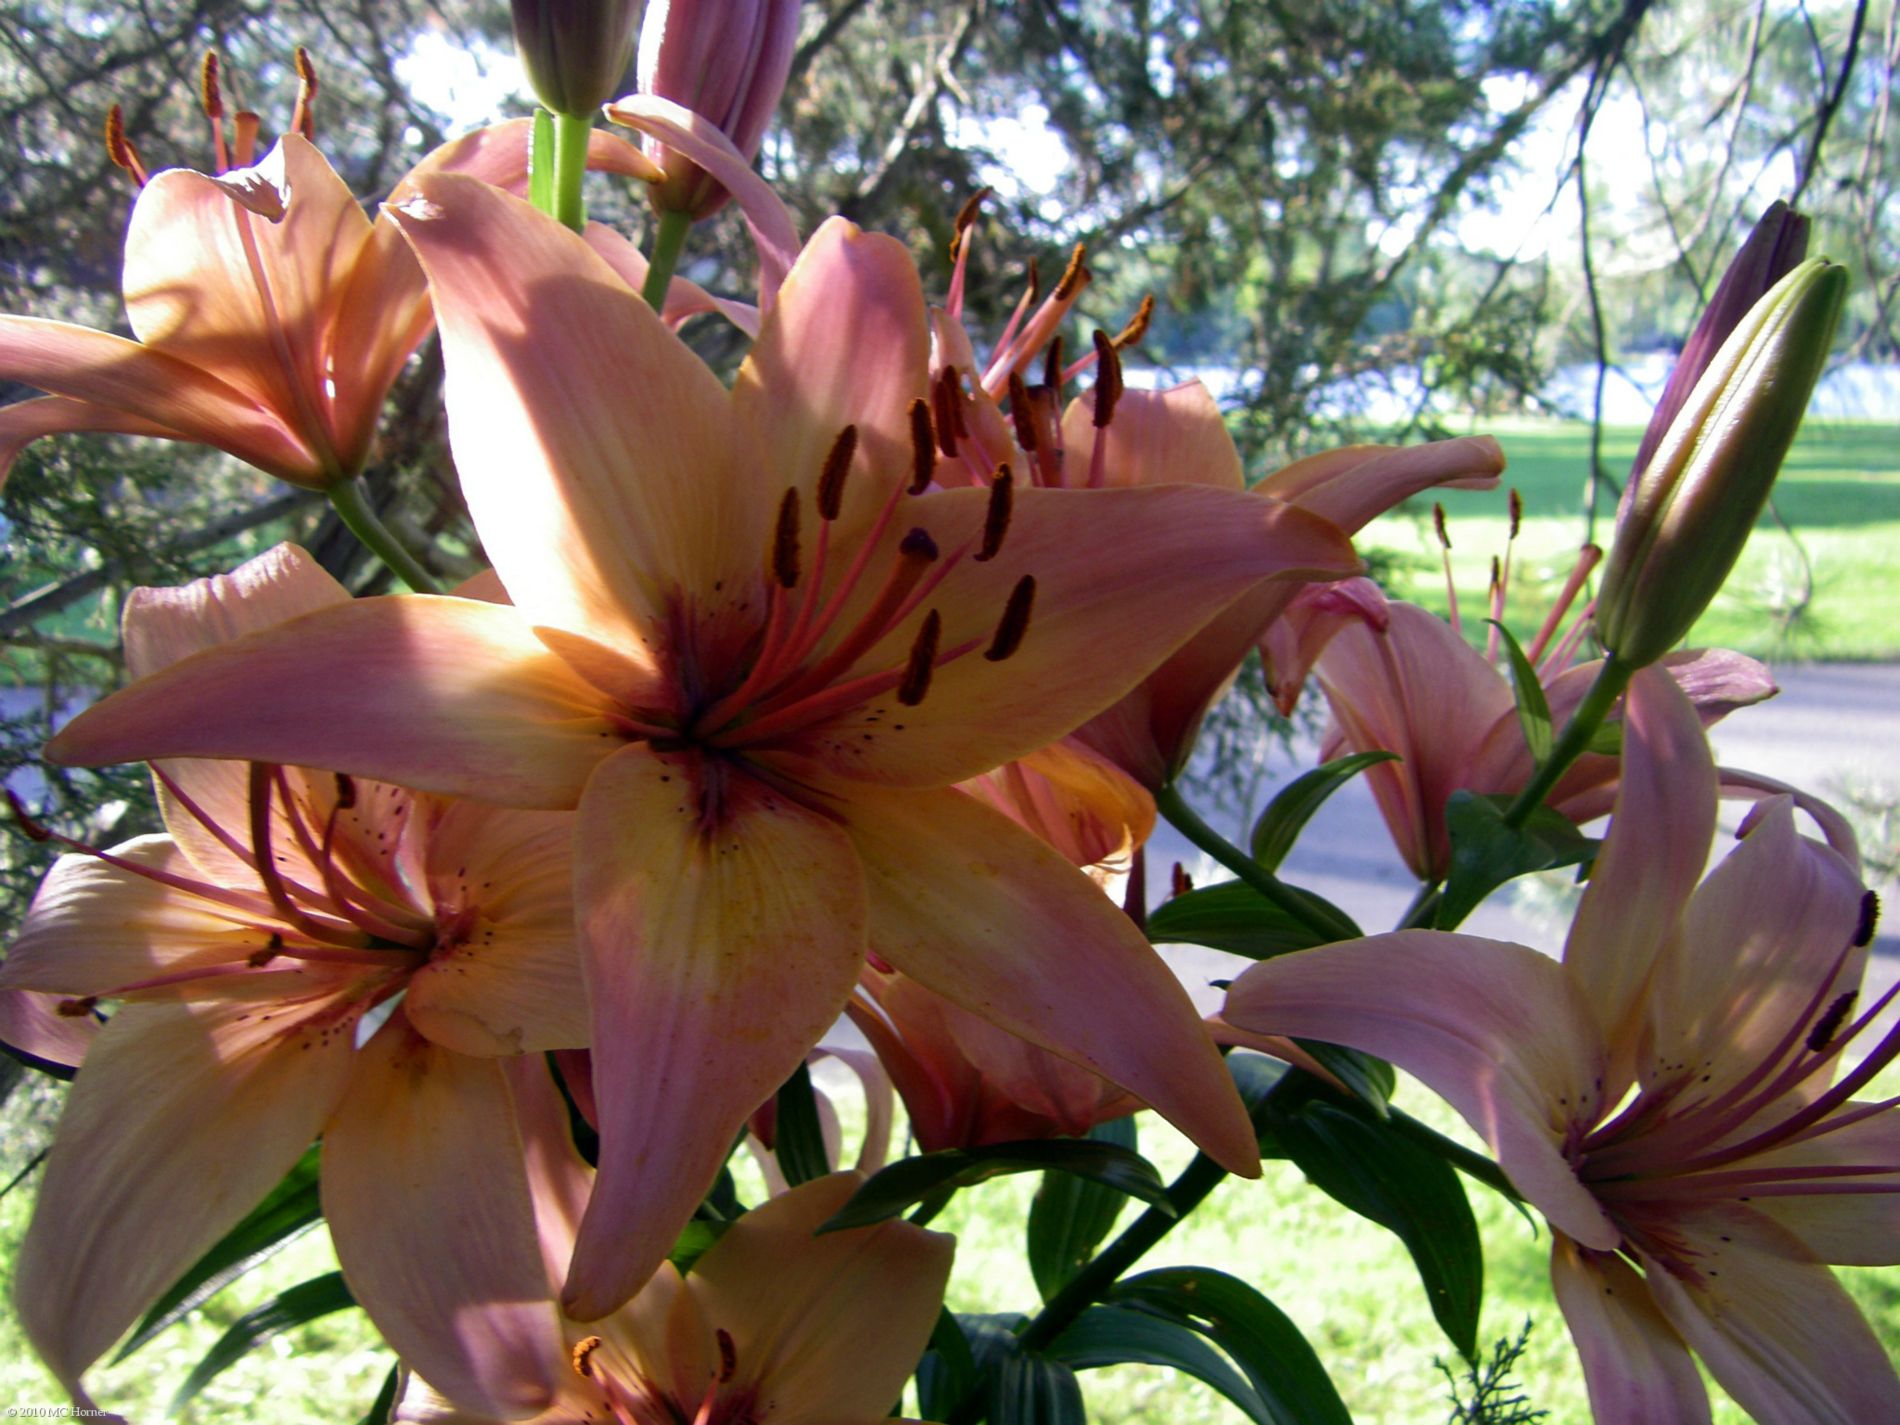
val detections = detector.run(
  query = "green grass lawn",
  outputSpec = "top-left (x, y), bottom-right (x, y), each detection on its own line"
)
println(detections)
top-left (1358, 418), bottom-right (1900, 663)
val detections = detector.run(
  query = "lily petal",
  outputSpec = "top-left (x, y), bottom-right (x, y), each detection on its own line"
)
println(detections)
top-left (0, 395), bottom-right (179, 486)
top-left (14, 986), bottom-right (357, 1388)
top-left (45, 596), bottom-right (623, 809)
top-left (1550, 1237), bottom-right (1711, 1425)
top-left (1748, 1108), bottom-right (1900, 1264)
top-left (1638, 1205), bottom-right (1900, 1425)
top-left (1057, 380), bottom-right (1244, 491)
top-left (957, 737), bottom-right (1155, 868)
top-left (1222, 931), bottom-right (1617, 1247)
top-left (564, 744), bottom-right (868, 1320)
top-left (323, 1014), bottom-right (564, 1421)
top-left (583, 223), bottom-right (761, 336)
top-left (0, 988), bottom-right (97, 1069)
top-left (846, 783), bottom-right (1259, 1176)
top-left (1256, 436), bottom-right (1505, 528)
top-left (685, 1174), bottom-right (953, 1418)
top-left (1563, 664), bottom-right (1717, 1083)
top-left (387, 172), bottom-right (761, 676)
top-left (1717, 766), bottom-right (1862, 869)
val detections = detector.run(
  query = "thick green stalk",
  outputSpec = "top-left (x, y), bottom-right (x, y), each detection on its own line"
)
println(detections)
top-left (1155, 783), bottom-right (1359, 942)
top-left (327, 480), bottom-right (441, 594)
top-left (1500, 654), bottom-right (1634, 829)
top-left (1387, 1109), bottom-right (1522, 1202)
top-left (550, 110), bottom-right (593, 233)
top-left (642, 207), bottom-right (693, 311)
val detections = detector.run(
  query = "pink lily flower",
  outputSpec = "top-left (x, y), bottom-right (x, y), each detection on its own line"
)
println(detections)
top-left (396, 1066), bottom-right (952, 1425)
top-left (43, 177), bottom-right (1364, 1317)
top-left (1224, 666), bottom-right (1899, 1423)
top-left (1267, 558), bottom-right (1776, 881)
top-left (921, 212), bottom-right (1507, 785)
top-left (0, 60), bottom-right (656, 490)
top-left (3, 545), bottom-right (585, 1416)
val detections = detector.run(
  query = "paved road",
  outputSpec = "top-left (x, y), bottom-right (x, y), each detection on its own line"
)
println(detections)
top-left (1148, 662), bottom-right (1900, 1036)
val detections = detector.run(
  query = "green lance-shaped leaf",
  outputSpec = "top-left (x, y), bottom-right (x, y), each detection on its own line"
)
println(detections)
top-left (1249, 752), bottom-right (1400, 871)
top-left (1110, 1268), bottom-right (1353, 1425)
top-left (168, 1271), bottom-right (358, 1416)
top-left (915, 1308), bottom-right (981, 1422)
top-left (1147, 880), bottom-right (1333, 960)
top-left (1270, 1100), bottom-right (1484, 1362)
top-left (771, 1060), bottom-right (830, 1188)
top-left (1049, 1304), bottom-right (1278, 1424)
top-left (1487, 620), bottom-right (1552, 765)
top-left (818, 1140), bottom-right (1173, 1233)
top-left (356, 1362), bottom-right (400, 1425)
top-left (990, 1353), bottom-right (1088, 1425)
top-left (117, 1144), bottom-right (323, 1361)
top-left (1435, 791), bottom-right (1597, 931)
top-left (1027, 1116), bottom-right (1139, 1301)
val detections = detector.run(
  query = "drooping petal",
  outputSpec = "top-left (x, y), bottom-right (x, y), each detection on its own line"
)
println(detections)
top-left (403, 802), bottom-right (587, 1057)
top-left (387, 172), bottom-right (762, 680)
top-left (956, 737), bottom-right (1155, 868)
top-left (684, 1174), bottom-right (953, 1417)
top-left (14, 985), bottom-right (358, 1388)
top-left (583, 223), bottom-right (761, 336)
top-left (730, 217), bottom-right (931, 549)
top-left (604, 93), bottom-right (801, 303)
top-left (1057, 380), bottom-right (1244, 491)
top-left (0, 394), bottom-right (179, 486)
top-left (1256, 577), bottom-right (1388, 715)
top-left (767, 483), bottom-right (1356, 791)
top-left (1223, 931), bottom-right (1618, 1247)
top-left (1717, 766), bottom-right (1862, 869)
top-left (123, 542), bottom-right (350, 678)
top-left (1562, 664), bottom-right (1717, 1084)
top-left (46, 596), bottom-right (623, 809)
top-left (845, 783), bottom-right (1259, 1176)
top-left (563, 744), bottom-right (869, 1321)
top-left (1638, 794), bottom-right (1866, 1103)
top-left (1637, 1205), bottom-right (1900, 1425)
top-left (1550, 1237), bottom-right (1711, 1425)
top-left (1255, 436), bottom-right (1505, 529)
top-left (323, 1014), bottom-right (564, 1421)
top-left (0, 314), bottom-right (320, 484)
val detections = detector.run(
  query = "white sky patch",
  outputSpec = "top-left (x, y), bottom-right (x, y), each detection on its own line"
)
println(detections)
top-left (397, 30), bottom-right (527, 131)
top-left (949, 103), bottom-right (1072, 206)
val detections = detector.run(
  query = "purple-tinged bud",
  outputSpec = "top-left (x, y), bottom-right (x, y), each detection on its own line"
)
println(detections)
top-left (512, 0), bottom-right (640, 118)
top-left (635, 0), bottom-right (800, 220)
top-left (1597, 256), bottom-right (1846, 668)
top-left (1630, 201), bottom-right (1809, 480)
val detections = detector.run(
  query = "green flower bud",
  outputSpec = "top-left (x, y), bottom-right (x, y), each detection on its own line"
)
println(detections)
top-left (1597, 257), bottom-right (1847, 668)
top-left (512, 0), bottom-right (640, 118)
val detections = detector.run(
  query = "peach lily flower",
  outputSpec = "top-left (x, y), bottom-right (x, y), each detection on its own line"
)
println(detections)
top-left (3, 545), bottom-right (585, 1417)
top-left (0, 111), bottom-right (655, 489)
top-left (396, 1068), bottom-right (952, 1425)
top-left (1268, 576), bottom-right (1776, 882)
top-left (1223, 666), bottom-right (1900, 1423)
top-left (44, 178), bottom-right (1362, 1317)
top-left (921, 220), bottom-right (1507, 786)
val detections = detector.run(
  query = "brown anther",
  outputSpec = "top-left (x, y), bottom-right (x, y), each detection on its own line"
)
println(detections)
top-left (1508, 488), bottom-right (1523, 538)
top-left (1091, 331), bottom-right (1123, 429)
top-left (899, 527), bottom-right (940, 563)
top-left (1855, 890), bottom-right (1881, 948)
top-left (1171, 862), bottom-right (1193, 897)
top-left (1114, 294), bottom-right (1155, 350)
top-left (897, 610), bottom-right (941, 706)
top-left (292, 46), bottom-right (318, 140)
top-left (930, 370), bottom-right (961, 458)
top-left (907, 398), bottom-right (937, 493)
top-left (6, 789), bottom-right (50, 841)
top-left (771, 488), bottom-right (802, 589)
top-left (976, 467), bottom-right (1013, 562)
top-left (56, 996), bottom-right (98, 1018)
top-left (949, 187), bottom-right (990, 259)
top-left (249, 930), bottom-right (284, 967)
top-left (1006, 371), bottom-right (1040, 453)
top-left (1488, 555), bottom-right (1501, 593)
top-left (984, 576), bottom-right (1035, 662)
top-left (103, 106), bottom-right (146, 183)
top-left (1024, 256), bottom-right (1042, 304)
top-left (817, 425), bottom-right (858, 520)
top-left (200, 53), bottom-right (224, 120)
top-left (1042, 335), bottom-right (1065, 395)
top-left (716, 1326), bottom-right (738, 1384)
top-left (333, 773), bottom-right (357, 809)
top-left (1807, 991), bottom-right (1858, 1052)
top-left (571, 1335), bottom-right (604, 1378)
top-left (1432, 502), bottom-right (1452, 550)
top-left (1054, 242), bottom-right (1090, 301)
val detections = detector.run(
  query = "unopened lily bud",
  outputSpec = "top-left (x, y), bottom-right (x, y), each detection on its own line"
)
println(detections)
top-left (512, 0), bottom-right (640, 117)
top-left (636, 0), bottom-right (800, 220)
top-left (1597, 256), bottom-right (1846, 667)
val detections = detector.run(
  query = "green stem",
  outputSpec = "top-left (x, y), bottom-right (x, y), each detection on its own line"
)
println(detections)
top-left (550, 110), bottom-right (593, 233)
top-left (1396, 881), bottom-right (1441, 931)
top-left (642, 208), bottom-right (693, 311)
top-left (1500, 654), bottom-right (1634, 829)
top-left (1155, 783), bottom-right (1359, 942)
top-left (327, 480), bottom-right (441, 594)
top-left (1387, 1109), bottom-right (1522, 1202)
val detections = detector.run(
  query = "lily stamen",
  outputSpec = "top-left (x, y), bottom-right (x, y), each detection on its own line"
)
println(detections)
top-left (1432, 502), bottom-right (1461, 636)
top-left (985, 575), bottom-right (1036, 661)
top-left (291, 47), bottom-right (318, 143)
top-left (201, 54), bottom-right (230, 171)
top-left (992, 257), bottom-right (1041, 357)
top-left (976, 466), bottom-right (1013, 562)
top-left (1085, 332), bottom-right (1124, 490)
top-left (1526, 543), bottom-right (1602, 668)
top-left (103, 105), bottom-right (149, 186)
top-left (931, 367), bottom-right (964, 458)
top-left (771, 487), bottom-right (802, 589)
top-left (896, 610), bottom-right (942, 706)
top-left (908, 398), bottom-right (936, 493)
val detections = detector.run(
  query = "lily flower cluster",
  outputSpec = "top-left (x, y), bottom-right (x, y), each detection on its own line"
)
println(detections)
top-left (0, 13), bottom-right (1885, 1425)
